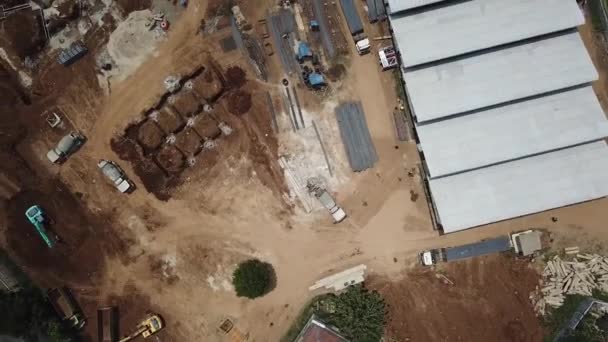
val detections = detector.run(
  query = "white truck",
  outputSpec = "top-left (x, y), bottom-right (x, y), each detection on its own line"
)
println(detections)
top-left (355, 34), bottom-right (371, 55)
top-left (307, 180), bottom-right (346, 223)
top-left (98, 159), bottom-right (132, 193)
top-left (46, 132), bottom-right (85, 163)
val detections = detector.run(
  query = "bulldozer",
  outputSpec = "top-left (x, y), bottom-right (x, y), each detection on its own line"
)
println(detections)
top-left (118, 314), bottom-right (164, 342)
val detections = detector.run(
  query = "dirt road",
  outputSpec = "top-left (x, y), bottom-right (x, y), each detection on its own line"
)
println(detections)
top-left (2, 1), bottom-right (608, 341)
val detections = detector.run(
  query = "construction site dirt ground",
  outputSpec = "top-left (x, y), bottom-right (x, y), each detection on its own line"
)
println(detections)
top-left (2, 0), bottom-right (608, 341)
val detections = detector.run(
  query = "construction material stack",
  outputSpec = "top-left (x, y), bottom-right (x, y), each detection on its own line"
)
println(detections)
top-left (531, 253), bottom-right (608, 315)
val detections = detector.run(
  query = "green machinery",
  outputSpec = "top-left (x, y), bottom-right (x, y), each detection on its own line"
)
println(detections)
top-left (25, 205), bottom-right (54, 248)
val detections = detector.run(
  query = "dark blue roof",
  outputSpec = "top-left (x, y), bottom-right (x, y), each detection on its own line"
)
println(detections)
top-left (445, 236), bottom-right (512, 261)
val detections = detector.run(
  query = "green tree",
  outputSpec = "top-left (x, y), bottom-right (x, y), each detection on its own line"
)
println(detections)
top-left (324, 285), bottom-right (386, 342)
top-left (0, 285), bottom-right (78, 341)
top-left (232, 259), bottom-right (275, 299)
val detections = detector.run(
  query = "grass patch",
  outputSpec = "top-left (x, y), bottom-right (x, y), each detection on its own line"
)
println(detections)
top-left (588, 0), bottom-right (608, 32)
top-left (281, 285), bottom-right (386, 342)
top-left (392, 68), bottom-right (406, 103)
top-left (280, 294), bottom-right (335, 342)
top-left (543, 295), bottom-right (587, 342)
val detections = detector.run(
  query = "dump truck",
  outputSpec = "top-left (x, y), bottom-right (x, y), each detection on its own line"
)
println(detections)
top-left (419, 235), bottom-right (512, 266)
top-left (118, 314), bottom-right (164, 341)
top-left (25, 205), bottom-right (54, 248)
top-left (307, 180), bottom-right (346, 223)
top-left (47, 287), bottom-right (86, 329)
top-left (47, 132), bottom-right (85, 163)
top-left (98, 160), bottom-right (132, 193)
top-left (97, 306), bottom-right (117, 342)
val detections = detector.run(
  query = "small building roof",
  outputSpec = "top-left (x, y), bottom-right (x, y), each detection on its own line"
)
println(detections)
top-left (429, 141), bottom-right (608, 233)
top-left (404, 31), bottom-right (597, 122)
top-left (417, 86), bottom-right (608, 178)
top-left (387, 0), bottom-right (447, 13)
top-left (391, 0), bottom-right (584, 67)
top-left (296, 316), bottom-right (349, 342)
top-left (514, 231), bottom-right (543, 256)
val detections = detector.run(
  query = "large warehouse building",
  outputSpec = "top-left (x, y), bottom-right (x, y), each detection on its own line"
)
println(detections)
top-left (388, 0), bottom-right (608, 233)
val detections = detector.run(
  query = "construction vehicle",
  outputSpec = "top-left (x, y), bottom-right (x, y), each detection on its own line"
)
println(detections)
top-left (307, 180), bottom-right (347, 223)
top-left (25, 205), bottom-right (54, 248)
top-left (419, 235), bottom-right (512, 266)
top-left (98, 160), bottom-right (133, 193)
top-left (355, 37), bottom-right (371, 55)
top-left (47, 132), bottom-right (85, 163)
top-left (47, 287), bottom-right (86, 329)
top-left (118, 314), bottom-right (164, 341)
top-left (97, 306), bottom-right (117, 342)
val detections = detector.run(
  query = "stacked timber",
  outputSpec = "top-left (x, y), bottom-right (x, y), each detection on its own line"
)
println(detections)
top-left (530, 253), bottom-right (608, 315)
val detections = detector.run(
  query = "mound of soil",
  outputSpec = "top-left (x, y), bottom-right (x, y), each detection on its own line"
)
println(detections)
top-left (154, 106), bottom-right (185, 134)
top-left (116, 0), bottom-right (151, 15)
top-left (137, 120), bottom-right (165, 151)
top-left (191, 114), bottom-right (221, 140)
top-left (226, 90), bottom-right (252, 115)
top-left (326, 64), bottom-right (346, 82)
top-left (155, 146), bottom-right (186, 173)
top-left (175, 128), bottom-right (202, 155)
top-left (2, 11), bottom-right (46, 58)
top-left (191, 69), bottom-right (224, 102)
top-left (168, 92), bottom-right (202, 118)
top-left (369, 255), bottom-right (543, 341)
top-left (225, 66), bottom-right (246, 89)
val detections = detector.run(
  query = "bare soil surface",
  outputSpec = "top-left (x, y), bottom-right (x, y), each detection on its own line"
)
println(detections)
top-left (370, 255), bottom-right (544, 342)
top-left (1, 1), bottom-right (608, 341)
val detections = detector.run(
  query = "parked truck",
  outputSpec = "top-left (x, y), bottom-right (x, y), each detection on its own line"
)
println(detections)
top-left (47, 287), bottom-right (86, 329)
top-left (47, 132), bottom-right (85, 163)
top-left (419, 235), bottom-right (512, 266)
top-left (98, 160), bottom-right (132, 193)
top-left (307, 180), bottom-right (346, 223)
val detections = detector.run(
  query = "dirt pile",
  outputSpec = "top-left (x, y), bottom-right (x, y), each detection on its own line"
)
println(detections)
top-left (0, 11), bottom-right (46, 59)
top-left (225, 66), bottom-right (246, 89)
top-left (226, 90), bottom-right (252, 115)
top-left (191, 68), bottom-right (224, 102)
top-left (368, 255), bottom-right (543, 342)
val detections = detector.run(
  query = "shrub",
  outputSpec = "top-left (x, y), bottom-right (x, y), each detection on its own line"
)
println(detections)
top-left (232, 259), bottom-right (275, 299)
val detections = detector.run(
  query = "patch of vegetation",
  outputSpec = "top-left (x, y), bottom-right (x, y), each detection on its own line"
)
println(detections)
top-left (561, 313), bottom-right (608, 342)
top-left (392, 69), bottom-right (406, 103)
top-left (281, 285), bottom-right (386, 342)
top-left (0, 284), bottom-right (79, 341)
top-left (588, 0), bottom-right (608, 32)
top-left (543, 294), bottom-right (587, 342)
top-left (281, 294), bottom-right (334, 342)
top-left (232, 259), bottom-right (275, 299)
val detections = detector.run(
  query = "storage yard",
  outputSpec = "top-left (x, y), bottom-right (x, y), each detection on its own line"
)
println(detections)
top-left (1, 0), bottom-right (608, 341)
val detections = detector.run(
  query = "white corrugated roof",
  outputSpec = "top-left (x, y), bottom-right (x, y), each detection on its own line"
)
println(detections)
top-left (429, 141), bottom-right (608, 233)
top-left (405, 31), bottom-right (597, 122)
top-left (417, 86), bottom-right (608, 178)
top-left (387, 0), bottom-right (447, 13)
top-left (392, 0), bottom-right (584, 67)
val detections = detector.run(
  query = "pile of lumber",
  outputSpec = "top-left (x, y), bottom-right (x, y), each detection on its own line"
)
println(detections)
top-left (531, 254), bottom-right (608, 315)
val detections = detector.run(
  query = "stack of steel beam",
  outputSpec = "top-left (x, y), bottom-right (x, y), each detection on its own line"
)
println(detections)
top-left (335, 102), bottom-right (378, 171)
top-left (311, 0), bottom-right (337, 58)
top-left (268, 9), bottom-right (299, 74)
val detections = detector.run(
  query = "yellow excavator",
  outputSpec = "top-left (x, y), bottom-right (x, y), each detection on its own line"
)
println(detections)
top-left (118, 314), bottom-right (164, 342)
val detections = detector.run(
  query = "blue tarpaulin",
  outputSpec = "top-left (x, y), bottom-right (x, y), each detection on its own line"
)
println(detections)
top-left (298, 42), bottom-right (312, 59)
top-left (308, 73), bottom-right (325, 87)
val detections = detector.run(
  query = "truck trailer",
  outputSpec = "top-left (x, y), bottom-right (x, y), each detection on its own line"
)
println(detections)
top-left (420, 235), bottom-right (512, 266)
top-left (47, 287), bottom-right (86, 329)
